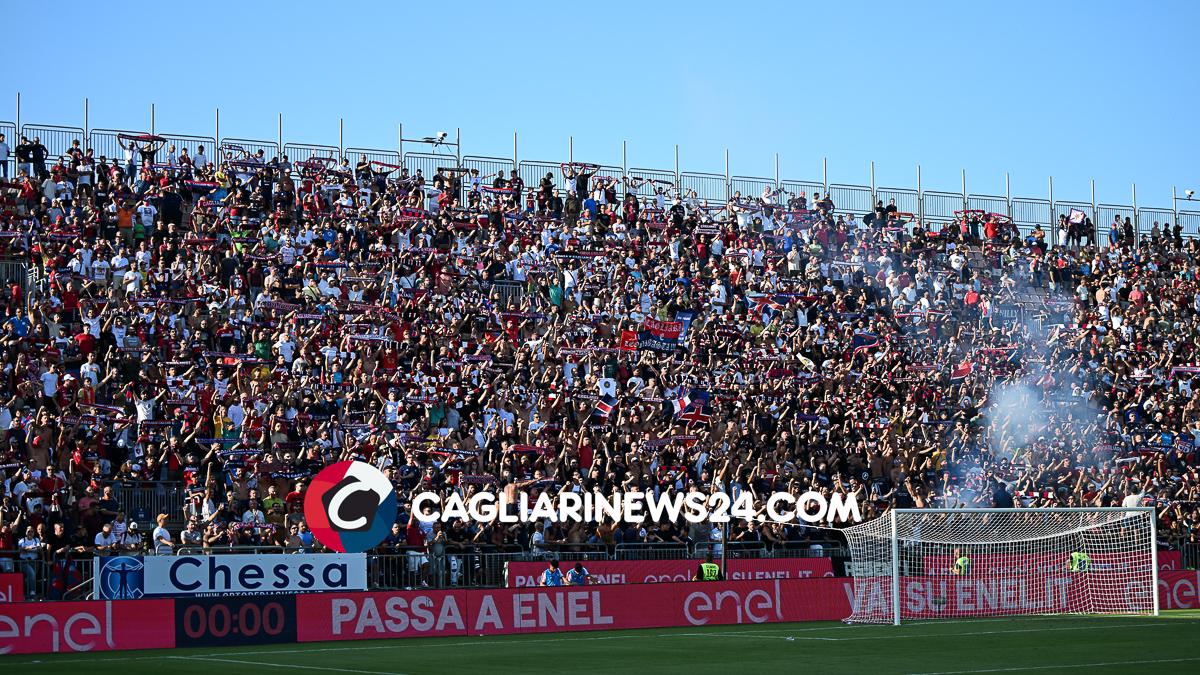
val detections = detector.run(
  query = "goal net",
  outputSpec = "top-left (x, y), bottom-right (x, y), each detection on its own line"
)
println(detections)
top-left (842, 508), bottom-right (1158, 624)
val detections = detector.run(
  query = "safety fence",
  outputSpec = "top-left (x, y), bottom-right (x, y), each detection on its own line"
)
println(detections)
top-left (7, 539), bottom-right (1194, 601)
top-left (0, 553), bottom-right (94, 601)
top-left (0, 120), bottom-right (14, 177)
top-left (5, 114), bottom-right (1198, 251)
top-left (489, 279), bottom-right (526, 307)
top-left (0, 259), bottom-right (37, 308)
top-left (104, 480), bottom-right (187, 527)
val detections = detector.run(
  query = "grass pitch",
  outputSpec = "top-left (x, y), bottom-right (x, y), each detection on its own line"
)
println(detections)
top-left (7, 611), bottom-right (1200, 674)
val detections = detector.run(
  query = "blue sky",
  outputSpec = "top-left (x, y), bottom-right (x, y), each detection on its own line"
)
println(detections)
top-left (7, 1), bottom-right (1199, 208)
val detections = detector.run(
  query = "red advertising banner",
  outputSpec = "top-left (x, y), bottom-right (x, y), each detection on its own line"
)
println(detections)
top-left (1, 572), bottom-right (1198, 654)
top-left (1158, 570), bottom-right (1200, 610)
top-left (0, 573), bottom-right (24, 603)
top-left (505, 557), bottom-right (835, 587)
top-left (0, 599), bottom-right (175, 655)
top-left (1158, 550), bottom-right (1184, 571)
top-left (295, 578), bottom-right (853, 642)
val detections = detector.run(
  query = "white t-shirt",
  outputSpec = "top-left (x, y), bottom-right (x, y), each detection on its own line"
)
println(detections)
top-left (136, 204), bottom-right (158, 227)
top-left (135, 398), bottom-right (156, 422)
top-left (40, 371), bottom-right (59, 396)
top-left (153, 526), bottom-right (173, 554)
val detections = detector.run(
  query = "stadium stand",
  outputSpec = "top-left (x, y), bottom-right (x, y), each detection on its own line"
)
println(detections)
top-left (0, 118), bottom-right (1198, 602)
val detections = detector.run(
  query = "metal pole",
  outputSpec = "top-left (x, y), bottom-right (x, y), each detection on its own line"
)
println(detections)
top-left (568, 136), bottom-right (573, 164)
top-left (823, 157), bottom-right (828, 192)
top-left (1005, 172), bottom-right (1011, 219)
top-left (513, 131), bottom-right (517, 169)
top-left (150, 103), bottom-right (155, 135)
top-left (890, 509), bottom-right (900, 625)
top-left (675, 144), bottom-right (680, 183)
top-left (455, 127), bottom-right (461, 165)
top-left (84, 98), bottom-right (89, 148)
top-left (917, 165), bottom-right (923, 225)
top-left (215, 108), bottom-right (220, 152)
top-left (725, 148), bottom-right (730, 200)
top-left (277, 113), bottom-right (283, 158)
top-left (338, 118), bottom-right (344, 159)
top-left (1151, 512), bottom-right (1160, 617)
top-left (1132, 182), bottom-right (1138, 241)
top-left (1049, 176), bottom-right (1055, 247)
top-left (14, 92), bottom-right (20, 140)
top-left (1091, 179), bottom-right (1096, 221)
top-left (774, 153), bottom-right (780, 188)
top-left (622, 140), bottom-right (627, 178)
top-left (870, 161), bottom-right (876, 202)
top-left (1173, 186), bottom-right (1178, 225)
top-left (961, 168), bottom-right (967, 209)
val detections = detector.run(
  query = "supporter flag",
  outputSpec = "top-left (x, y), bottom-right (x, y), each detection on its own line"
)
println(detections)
top-left (752, 294), bottom-right (788, 312)
top-left (797, 353), bottom-right (817, 371)
top-left (950, 361), bottom-right (974, 383)
top-left (670, 389), bottom-right (710, 422)
top-left (675, 311), bottom-right (696, 340)
top-left (1068, 208), bottom-right (1087, 225)
top-left (850, 332), bottom-right (880, 355)
top-left (638, 318), bottom-right (683, 353)
top-left (619, 330), bottom-right (639, 352)
top-left (592, 394), bottom-right (618, 421)
top-left (679, 402), bottom-right (713, 426)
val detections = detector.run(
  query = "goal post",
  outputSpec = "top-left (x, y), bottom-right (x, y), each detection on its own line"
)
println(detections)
top-left (843, 508), bottom-right (1159, 625)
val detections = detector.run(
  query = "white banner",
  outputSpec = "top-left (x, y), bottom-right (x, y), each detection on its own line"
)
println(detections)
top-left (95, 554), bottom-right (368, 598)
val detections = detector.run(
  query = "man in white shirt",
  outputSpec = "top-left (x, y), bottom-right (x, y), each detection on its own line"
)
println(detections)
top-left (17, 526), bottom-right (43, 596)
top-left (94, 523), bottom-right (118, 553)
top-left (193, 146), bottom-right (208, 168)
top-left (136, 200), bottom-right (158, 229)
top-left (0, 132), bottom-right (9, 178)
top-left (242, 499), bottom-right (266, 525)
top-left (152, 514), bottom-right (173, 555)
top-left (39, 364), bottom-right (60, 401)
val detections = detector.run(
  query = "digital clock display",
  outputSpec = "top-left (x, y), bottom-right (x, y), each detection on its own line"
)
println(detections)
top-left (175, 595), bottom-right (298, 646)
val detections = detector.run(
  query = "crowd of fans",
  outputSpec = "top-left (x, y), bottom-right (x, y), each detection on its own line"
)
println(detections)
top-left (0, 127), bottom-right (1197, 598)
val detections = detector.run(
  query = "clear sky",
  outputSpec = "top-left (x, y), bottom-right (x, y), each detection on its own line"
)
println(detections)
top-left (7, 0), bottom-right (1199, 208)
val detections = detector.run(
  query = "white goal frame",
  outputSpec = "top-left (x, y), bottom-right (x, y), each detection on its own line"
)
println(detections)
top-left (843, 507), bottom-right (1159, 625)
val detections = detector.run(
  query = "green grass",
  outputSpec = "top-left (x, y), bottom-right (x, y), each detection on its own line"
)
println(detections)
top-left (8, 611), bottom-right (1200, 674)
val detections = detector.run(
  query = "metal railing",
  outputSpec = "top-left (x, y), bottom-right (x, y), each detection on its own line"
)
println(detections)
top-left (679, 171), bottom-right (727, 202)
top-left (462, 155), bottom-right (515, 181)
top-left (489, 280), bottom-right (526, 308)
top-left (0, 120), bottom-right (15, 177)
top-left (345, 146), bottom-right (401, 169)
top-left (0, 553), bottom-right (94, 601)
top-left (220, 137), bottom-right (279, 163)
top-left (614, 542), bottom-right (689, 560)
top-left (105, 480), bottom-right (186, 526)
top-left (5, 109), bottom-right (1194, 251)
top-left (18, 123), bottom-right (84, 164)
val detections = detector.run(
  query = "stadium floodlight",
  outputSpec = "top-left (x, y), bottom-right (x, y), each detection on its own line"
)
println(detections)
top-left (841, 508), bottom-right (1158, 625)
